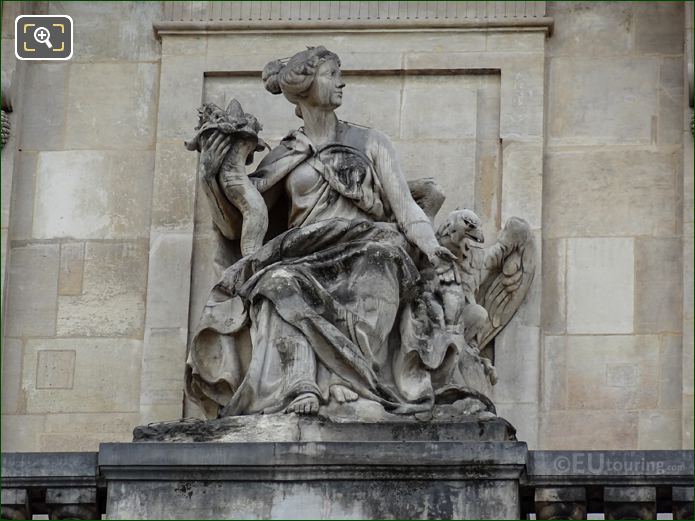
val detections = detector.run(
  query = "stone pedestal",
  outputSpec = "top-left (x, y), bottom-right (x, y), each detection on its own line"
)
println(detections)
top-left (100, 439), bottom-right (527, 519)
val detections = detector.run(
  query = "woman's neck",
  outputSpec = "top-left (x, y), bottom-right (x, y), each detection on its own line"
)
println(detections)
top-left (300, 107), bottom-right (338, 147)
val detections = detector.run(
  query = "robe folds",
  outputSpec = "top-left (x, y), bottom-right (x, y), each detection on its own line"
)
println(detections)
top-left (185, 123), bottom-right (472, 419)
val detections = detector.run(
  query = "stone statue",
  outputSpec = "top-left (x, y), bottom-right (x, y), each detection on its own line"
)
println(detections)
top-left (183, 46), bottom-right (535, 423)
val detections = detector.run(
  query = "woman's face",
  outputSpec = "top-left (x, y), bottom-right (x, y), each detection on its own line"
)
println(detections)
top-left (304, 59), bottom-right (345, 110)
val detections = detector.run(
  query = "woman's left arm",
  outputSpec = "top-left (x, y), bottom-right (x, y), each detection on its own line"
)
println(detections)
top-left (370, 130), bottom-right (445, 262)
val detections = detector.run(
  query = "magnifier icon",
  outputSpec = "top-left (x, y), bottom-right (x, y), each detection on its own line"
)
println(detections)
top-left (33, 26), bottom-right (52, 49)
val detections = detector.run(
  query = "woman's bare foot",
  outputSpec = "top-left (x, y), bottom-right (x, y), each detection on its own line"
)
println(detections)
top-left (330, 384), bottom-right (358, 403)
top-left (285, 392), bottom-right (319, 415)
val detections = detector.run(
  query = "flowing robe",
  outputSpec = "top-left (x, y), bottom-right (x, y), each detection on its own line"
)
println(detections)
top-left (186, 122), bottom-right (465, 418)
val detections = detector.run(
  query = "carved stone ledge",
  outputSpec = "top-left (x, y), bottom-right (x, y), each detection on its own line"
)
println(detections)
top-left (1, 488), bottom-right (29, 520)
top-left (534, 486), bottom-right (586, 520)
top-left (603, 486), bottom-right (656, 520)
top-left (46, 487), bottom-right (98, 520)
top-left (672, 486), bottom-right (694, 520)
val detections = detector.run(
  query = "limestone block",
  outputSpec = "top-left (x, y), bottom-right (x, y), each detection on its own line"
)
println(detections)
top-left (157, 56), bottom-right (204, 141)
top-left (22, 339), bottom-right (142, 414)
top-left (18, 64), bottom-right (66, 151)
top-left (49, 1), bottom-right (162, 61)
top-left (0, 414), bottom-right (46, 452)
top-left (540, 410), bottom-right (639, 450)
top-left (566, 238), bottom-right (634, 334)
top-left (140, 328), bottom-right (188, 407)
top-left (162, 35), bottom-right (207, 56)
top-left (545, 150), bottom-right (678, 238)
top-left (38, 432), bottom-right (132, 452)
top-left (1, 338), bottom-right (23, 414)
top-left (500, 60), bottom-right (544, 139)
top-left (542, 239), bottom-right (566, 334)
top-left (541, 335), bottom-right (567, 411)
top-left (638, 410), bottom-right (682, 449)
top-left (45, 412), bottom-right (141, 434)
top-left (658, 89), bottom-right (684, 145)
top-left (495, 402), bottom-right (539, 449)
top-left (188, 235), bottom-right (218, 333)
top-left (684, 146), bottom-right (694, 224)
top-left (8, 151), bottom-right (37, 241)
top-left (501, 140), bottom-right (542, 230)
top-left (633, 2), bottom-right (684, 55)
top-left (546, 2), bottom-right (633, 57)
top-left (145, 232), bottom-right (193, 329)
top-left (487, 32), bottom-right (545, 52)
top-left (205, 32), bottom-right (486, 58)
top-left (492, 319), bottom-right (540, 404)
top-left (58, 242), bottom-right (84, 296)
top-left (683, 393), bottom-right (694, 449)
top-left (401, 78), bottom-right (477, 140)
top-left (33, 150), bottom-right (154, 239)
top-left (659, 335), bottom-right (682, 410)
top-left (64, 63), bottom-right (159, 149)
top-left (548, 57), bottom-right (659, 145)
top-left (634, 237), bottom-right (683, 334)
top-left (140, 404), bottom-right (186, 426)
top-left (565, 335), bottom-right (658, 410)
top-left (151, 140), bottom-right (199, 230)
top-left (36, 350), bottom-right (75, 389)
top-left (57, 241), bottom-right (148, 337)
top-left (5, 243), bottom-right (59, 337)
top-left (338, 76), bottom-right (401, 138)
top-left (394, 139), bottom-right (476, 225)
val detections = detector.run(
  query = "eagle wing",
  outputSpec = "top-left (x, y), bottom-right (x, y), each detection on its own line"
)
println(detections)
top-left (476, 217), bottom-right (536, 349)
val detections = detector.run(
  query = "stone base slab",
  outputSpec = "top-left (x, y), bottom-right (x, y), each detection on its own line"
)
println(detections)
top-left (100, 441), bottom-right (527, 519)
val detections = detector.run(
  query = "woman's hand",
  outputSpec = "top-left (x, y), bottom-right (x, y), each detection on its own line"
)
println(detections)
top-left (200, 131), bottom-right (232, 180)
top-left (428, 246), bottom-right (459, 285)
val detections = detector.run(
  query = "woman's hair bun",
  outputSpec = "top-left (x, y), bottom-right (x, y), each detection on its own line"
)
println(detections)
top-left (262, 59), bottom-right (284, 95)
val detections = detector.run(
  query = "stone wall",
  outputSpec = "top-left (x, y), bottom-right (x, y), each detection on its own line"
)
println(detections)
top-left (0, 1), bottom-right (691, 452)
top-left (1, 1), bottom-right (163, 451)
top-left (541, 1), bottom-right (690, 450)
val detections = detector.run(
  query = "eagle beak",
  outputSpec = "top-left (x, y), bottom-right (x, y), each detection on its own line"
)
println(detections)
top-left (466, 228), bottom-right (484, 244)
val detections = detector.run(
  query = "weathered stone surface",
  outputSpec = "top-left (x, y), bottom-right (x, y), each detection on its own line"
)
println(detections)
top-left (140, 328), bottom-right (188, 410)
top-left (542, 239), bottom-right (566, 334)
top-left (49, 1), bottom-right (162, 62)
top-left (22, 339), bottom-right (142, 414)
top-left (566, 335), bottom-right (658, 411)
top-left (18, 64), bottom-right (66, 151)
top-left (566, 238), bottom-right (634, 334)
top-left (401, 78), bottom-right (477, 139)
top-left (64, 63), bottom-right (159, 149)
top-left (144, 232), bottom-right (193, 329)
top-left (101, 440), bottom-right (526, 519)
top-left (133, 414), bottom-right (516, 443)
top-left (501, 140), bottom-right (542, 229)
top-left (36, 350), bottom-right (75, 389)
top-left (638, 409), bottom-right (681, 449)
top-left (541, 335), bottom-right (567, 411)
top-left (547, 2), bottom-right (633, 57)
top-left (545, 150), bottom-right (678, 239)
top-left (548, 57), bottom-right (659, 145)
top-left (539, 410), bottom-right (639, 450)
top-left (635, 237), bottom-right (683, 334)
top-left (0, 414), bottom-right (46, 452)
top-left (659, 335), bottom-right (683, 410)
top-left (151, 140), bottom-right (199, 230)
top-left (494, 402), bottom-right (538, 450)
top-left (493, 321), bottom-right (540, 404)
top-left (58, 242), bottom-right (84, 296)
top-left (1, 338), bottom-right (23, 414)
top-left (633, 2), bottom-right (684, 54)
top-left (57, 241), bottom-right (148, 337)
top-left (7, 151), bottom-right (36, 241)
top-left (156, 56), bottom-right (204, 140)
top-left (5, 243), bottom-right (59, 338)
top-left (33, 151), bottom-right (154, 239)
top-left (500, 60), bottom-right (544, 140)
